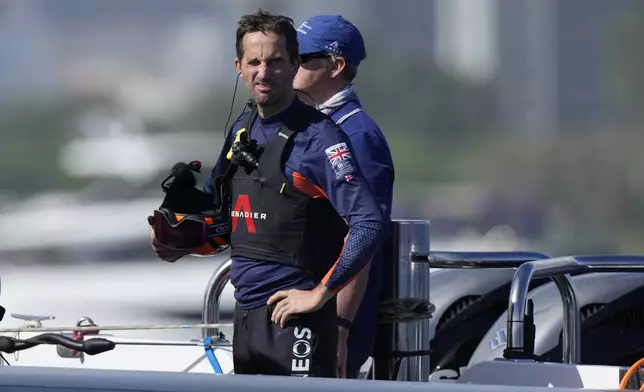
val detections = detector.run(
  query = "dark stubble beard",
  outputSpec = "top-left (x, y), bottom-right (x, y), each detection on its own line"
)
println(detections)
top-left (255, 84), bottom-right (295, 116)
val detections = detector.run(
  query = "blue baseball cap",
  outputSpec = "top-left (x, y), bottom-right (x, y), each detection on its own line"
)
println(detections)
top-left (296, 15), bottom-right (367, 67)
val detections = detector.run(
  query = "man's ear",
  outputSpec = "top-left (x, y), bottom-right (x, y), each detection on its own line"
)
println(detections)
top-left (234, 58), bottom-right (243, 78)
top-left (330, 56), bottom-right (346, 79)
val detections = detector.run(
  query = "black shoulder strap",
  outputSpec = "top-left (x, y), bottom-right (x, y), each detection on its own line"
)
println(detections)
top-left (244, 104), bottom-right (258, 137)
top-left (263, 106), bottom-right (311, 194)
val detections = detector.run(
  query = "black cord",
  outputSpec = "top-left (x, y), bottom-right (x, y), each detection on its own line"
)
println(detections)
top-left (377, 298), bottom-right (435, 323)
top-left (0, 353), bottom-right (10, 366)
top-left (222, 74), bottom-right (241, 140)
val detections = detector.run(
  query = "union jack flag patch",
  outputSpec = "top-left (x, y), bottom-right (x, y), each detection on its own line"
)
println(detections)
top-left (325, 142), bottom-right (355, 179)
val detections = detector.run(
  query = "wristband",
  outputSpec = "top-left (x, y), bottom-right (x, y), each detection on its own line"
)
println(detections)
top-left (337, 316), bottom-right (352, 329)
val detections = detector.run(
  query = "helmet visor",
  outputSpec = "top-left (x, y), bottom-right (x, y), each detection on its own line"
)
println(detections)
top-left (153, 209), bottom-right (208, 250)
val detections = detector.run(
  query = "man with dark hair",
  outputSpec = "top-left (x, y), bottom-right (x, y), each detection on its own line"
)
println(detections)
top-left (150, 9), bottom-right (388, 378)
top-left (294, 15), bottom-right (395, 378)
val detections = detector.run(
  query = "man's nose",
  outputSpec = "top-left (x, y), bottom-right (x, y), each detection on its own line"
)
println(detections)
top-left (256, 61), bottom-right (270, 78)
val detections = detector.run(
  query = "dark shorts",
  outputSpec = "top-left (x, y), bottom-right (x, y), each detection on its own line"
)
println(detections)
top-left (232, 298), bottom-right (338, 377)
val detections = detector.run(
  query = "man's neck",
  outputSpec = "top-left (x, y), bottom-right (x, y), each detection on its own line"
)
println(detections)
top-left (310, 81), bottom-right (350, 107)
top-left (257, 91), bottom-right (296, 119)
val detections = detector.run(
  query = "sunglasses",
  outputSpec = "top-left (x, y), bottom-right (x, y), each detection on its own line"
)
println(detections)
top-left (300, 52), bottom-right (331, 64)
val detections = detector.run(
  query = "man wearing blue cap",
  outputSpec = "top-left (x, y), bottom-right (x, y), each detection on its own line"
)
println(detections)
top-left (295, 15), bottom-right (395, 379)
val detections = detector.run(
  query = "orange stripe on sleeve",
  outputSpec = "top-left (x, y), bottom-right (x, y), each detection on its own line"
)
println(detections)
top-left (322, 242), bottom-right (346, 287)
top-left (293, 171), bottom-right (327, 199)
top-left (321, 230), bottom-right (370, 294)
